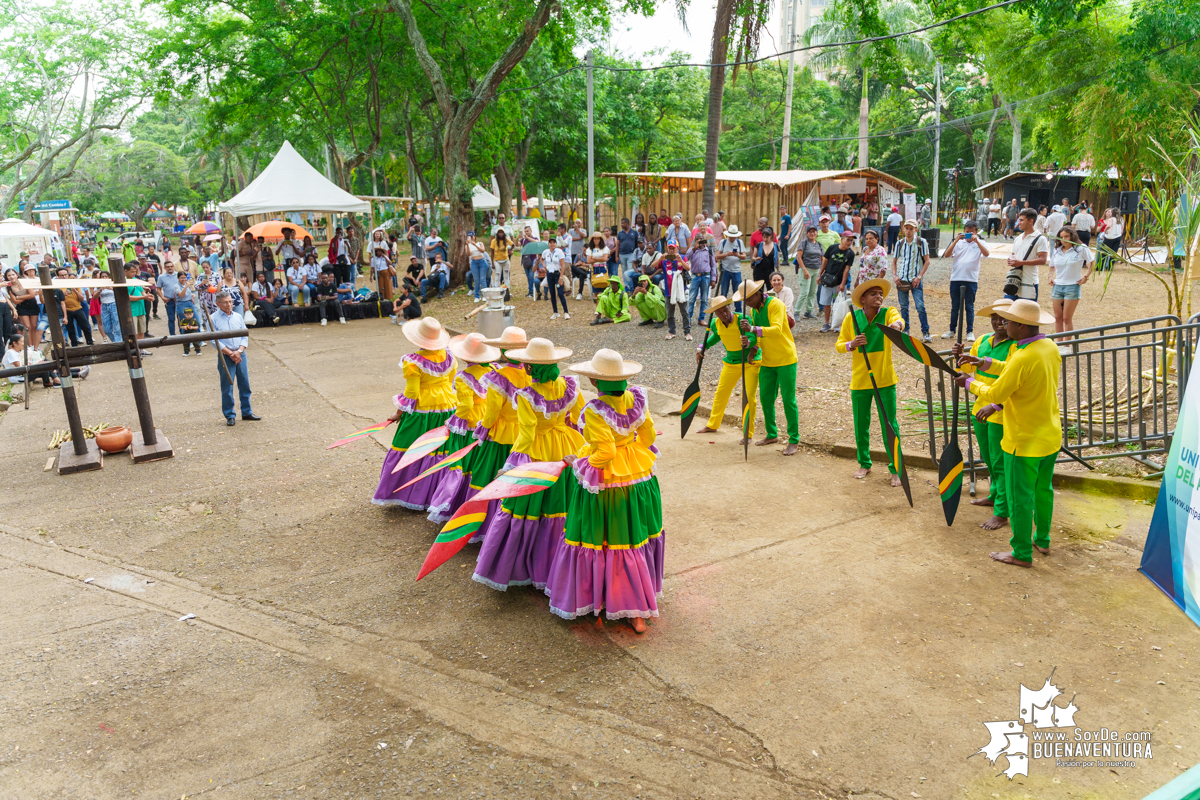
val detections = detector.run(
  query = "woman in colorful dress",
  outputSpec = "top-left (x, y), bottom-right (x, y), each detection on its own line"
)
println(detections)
top-left (474, 338), bottom-right (585, 592)
top-left (854, 229), bottom-right (889, 288)
top-left (426, 332), bottom-right (500, 523)
top-left (467, 327), bottom-right (533, 539)
top-left (372, 317), bottom-right (456, 510)
top-left (545, 349), bottom-right (664, 633)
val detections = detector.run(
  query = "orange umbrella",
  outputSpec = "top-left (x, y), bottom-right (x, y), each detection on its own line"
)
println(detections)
top-left (244, 220), bottom-right (313, 241)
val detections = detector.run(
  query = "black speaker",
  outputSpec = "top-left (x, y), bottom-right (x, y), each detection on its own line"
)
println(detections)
top-left (1119, 191), bottom-right (1141, 215)
top-left (1108, 192), bottom-right (1121, 211)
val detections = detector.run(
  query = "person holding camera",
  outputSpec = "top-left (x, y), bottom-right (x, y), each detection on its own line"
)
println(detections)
top-left (940, 220), bottom-right (990, 342)
top-left (1005, 209), bottom-right (1048, 301)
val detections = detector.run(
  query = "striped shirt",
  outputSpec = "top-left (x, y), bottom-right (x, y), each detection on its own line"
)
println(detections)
top-left (893, 235), bottom-right (928, 282)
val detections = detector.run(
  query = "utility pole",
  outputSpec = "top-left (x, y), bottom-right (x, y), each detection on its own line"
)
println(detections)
top-left (586, 49), bottom-right (595, 232)
top-left (931, 61), bottom-right (942, 227)
top-left (780, 0), bottom-right (802, 170)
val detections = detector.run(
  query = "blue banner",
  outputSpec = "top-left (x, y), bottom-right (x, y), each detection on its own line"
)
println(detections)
top-left (1140, 357), bottom-right (1200, 628)
top-left (16, 199), bottom-right (71, 212)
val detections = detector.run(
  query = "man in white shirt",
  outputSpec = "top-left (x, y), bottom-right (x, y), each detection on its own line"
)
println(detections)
top-left (1007, 209), bottom-right (1049, 301)
top-left (424, 230), bottom-right (447, 263)
top-left (1071, 206), bottom-right (1096, 245)
top-left (491, 213), bottom-right (513, 241)
top-left (539, 238), bottom-right (570, 319)
top-left (940, 220), bottom-right (990, 341)
top-left (1045, 206), bottom-right (1067, 239)
top-left (211, 291), bottom-right (259, 425)
top-left (275, 229), bottom-right (299, 267)
top-left (568, 219), bottom-right (587, 266)
top-left (885, 207), bottom-right (903, 253)
top-left (987, 199), bottom-right (1002, 236)
top-left (285, 259), bottom-right (311, 305)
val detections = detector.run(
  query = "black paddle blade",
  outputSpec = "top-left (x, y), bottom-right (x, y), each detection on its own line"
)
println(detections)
top-left (938, 441), bottom-right (964, 525)
top-left (875, 323), bottom-right (958, 375)
top-left (680, 373), bottom-right (702, 438)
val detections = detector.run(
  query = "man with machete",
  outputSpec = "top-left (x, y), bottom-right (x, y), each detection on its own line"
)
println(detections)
top-left (953, 298), bottom-right (1015, 531)
top-left (835, 278), bottom-right (905, 487)
top-left (735, 279), bottom-right (800, 456)
top-left (694, 295), bottom-right (761, 444)
top-left (953, 299), bottom-right (1061, 567)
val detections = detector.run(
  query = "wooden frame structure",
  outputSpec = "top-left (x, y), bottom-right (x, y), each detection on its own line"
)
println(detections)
top-left (600, 168), bottom-right (915, 233)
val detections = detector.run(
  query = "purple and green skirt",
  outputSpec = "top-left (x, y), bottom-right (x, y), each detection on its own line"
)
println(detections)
top-left (473, 454), bottom-right (571, 592)
top-left (461, 437), bottom-right (513, 543)
top-left (545, 469), bottom-right (665, 620)
top-left (372, 407), bottom-right (452, 510)
top-left (426, 415), bottom-right (477, 523)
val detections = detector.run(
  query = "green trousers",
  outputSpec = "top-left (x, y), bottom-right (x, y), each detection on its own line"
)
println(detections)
top-left (972, 419), bottom-right (1008, 518)
top-left (759, 362), bottom-right (799, 444)
top-left (1003, 450), bottom-right (1055, 562)
top-left (851, 385), bottom-right (898, 473)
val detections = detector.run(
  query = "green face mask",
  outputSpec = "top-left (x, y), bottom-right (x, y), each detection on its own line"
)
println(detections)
top-left (595, 379), bottom-right (627, 393)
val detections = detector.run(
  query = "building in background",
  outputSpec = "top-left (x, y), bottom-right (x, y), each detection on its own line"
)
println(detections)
top-left (780, 0), bottom-right (828, 74)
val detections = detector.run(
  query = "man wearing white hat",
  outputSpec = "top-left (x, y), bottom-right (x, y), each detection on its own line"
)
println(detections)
top-left (736, 279), bottom-right (799, 456)
top-left (954, 299), bottom-right (1061, 567)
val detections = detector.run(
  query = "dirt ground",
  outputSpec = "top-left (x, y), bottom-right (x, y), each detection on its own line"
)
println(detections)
top-left (1, 311), bottom-right (1198, 800)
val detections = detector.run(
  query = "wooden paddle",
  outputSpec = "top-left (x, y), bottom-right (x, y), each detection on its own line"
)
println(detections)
top-left (938, 286), bottom-right (966, 526)
top-left (680, 329), bottom-right (709, 438)
top-left (849, 309), bottom-right (912, 506)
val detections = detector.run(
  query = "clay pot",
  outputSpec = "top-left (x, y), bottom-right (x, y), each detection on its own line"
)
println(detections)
top-left (95, 426), bottom-right (132, 453)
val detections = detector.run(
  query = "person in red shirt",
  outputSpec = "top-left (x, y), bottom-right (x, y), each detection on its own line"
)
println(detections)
top-left (747, 216), bottom-right (769, 250)
top-left (657, 208), bottom-right (671, 228)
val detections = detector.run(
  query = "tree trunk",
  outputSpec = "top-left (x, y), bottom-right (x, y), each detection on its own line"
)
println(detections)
top-left (1002, 99), bottom-right (1022, 174)
top-left (495, 162), bottom-right (512, 219)
top-left (702, 0), bottom-right (738, 214)
top-left (443, 134), bottom-right (474, 284)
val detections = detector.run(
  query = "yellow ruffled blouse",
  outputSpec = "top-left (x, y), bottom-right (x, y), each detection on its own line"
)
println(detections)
top-left (511, 376), bottom-right (586, 462)
top-left (453, 363), bottom-right (493, 427)
top-left (478, 363), bottom-right (531, 445)
top-left (400, 349), bottom-right (456, 412)
top-left (577, 387), bottom-right (658, 489)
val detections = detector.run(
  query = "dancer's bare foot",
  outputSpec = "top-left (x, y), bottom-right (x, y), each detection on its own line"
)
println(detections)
top-left (738, 437), bottom-right (749, 445)
top-left (890, 475), bottom-right (902, 487)
top-left (630, 617), bottom-right (647, 634)
top-left (853, 467), bottom-right (870, 479)
top-left (1034, 544), bottom-right (1050, 555)
top-left (697, 426), bottom-right (719, 434)
top-left (782, 443), bottom-right (799, 456)
top-left (755, 436), bottom-right (779, 447)
top-left (990, 551), bottom-right (1032, 568)
top-left (970, 496), bottom-right (995, 507)
top-left (980, 515), bottom-right (1008, 530)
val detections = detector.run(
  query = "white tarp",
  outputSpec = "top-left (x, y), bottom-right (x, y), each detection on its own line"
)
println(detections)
top-left (0, 218), bottom-right (64, 270)
top-left (820, 177), bottom-right (868, 195)
top-left (472, 185), bottom-right (501, 211)
top-left (217, 141), bottom-right (370, 216)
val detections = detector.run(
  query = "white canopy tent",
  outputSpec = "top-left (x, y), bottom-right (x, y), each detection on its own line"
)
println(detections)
top-left (471, 185), bottom-right (501, 212)
top-left (218, 141), bottom-right (370, 216)
top-left (0, 218), bottom-right (65, 270)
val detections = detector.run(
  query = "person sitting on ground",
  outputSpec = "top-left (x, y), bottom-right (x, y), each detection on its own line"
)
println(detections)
top-left (591, 275), bottom-right (631, 326)
top-left (179, 305), bottom-right (201, 356)
top-left (421, 254), bottom-right (450, 301)
top-left (395, 282), bottom-right (422, 321)
top-left (629, 274), bottom-right (666, 327)
top-left (314, 272), bottom-right (345, 326)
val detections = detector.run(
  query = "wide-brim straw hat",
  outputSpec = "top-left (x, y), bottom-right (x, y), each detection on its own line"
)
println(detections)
top-left (568, 348), bottom-right (643, 380)
top-left (995, 298), bottom-right (1055, 327)
top-left (506, 337), bottom-right (573, 365)
top-left (449, 332), bottom-right (500, 364)
top-left (402, 316), bottom-right (449, 350)
top-left (732, 279), bottom-right (764, 303)
top-left (724, 225), bottom-right (743, 238)
top-left (852, 278), bottom-right (892, 308)
top-left (976, 298), bottom-right (1013, 318)
top-left (705, 294), bottom-right (734, 314)
top-left (481, 326), bottom-right (528, 349)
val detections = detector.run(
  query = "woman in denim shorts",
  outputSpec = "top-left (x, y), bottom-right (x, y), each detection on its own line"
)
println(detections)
top-left (1048, 225), bottom-right (1094, 355)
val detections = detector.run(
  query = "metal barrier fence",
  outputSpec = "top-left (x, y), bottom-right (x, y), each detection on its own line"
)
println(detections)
top-left (914, 315), bottom-right (1198, 489)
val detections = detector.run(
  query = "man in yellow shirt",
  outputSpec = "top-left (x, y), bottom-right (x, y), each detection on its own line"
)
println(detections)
top-left (695, 294), bottom-right (760, 443)
top-left (735, 279), bottom-right (799, 455)
top-left (835, 278), bottom-right (905, 486)
top-left (954, 299), bottom-right (1061, 567)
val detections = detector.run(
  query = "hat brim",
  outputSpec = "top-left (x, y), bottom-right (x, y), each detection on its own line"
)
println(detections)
top-left (731, 280), bottom-right (764, 303)
top-left (506, 344), bottom-right (573, 365)
top-left (568, 359), bottom-right (643, 380)
top-left (723, 229), bottom-right (742, 238)
top-left (994, 306), bottom-right (1056, 326)
top-left (705, 295), bottom-right (734, 314)
top-left (401, 318), bottom-right (449, 350)
top-left (481, 335), bottom-right (529, 349)
top-left (975, 300), bottom-right (1014, 318)
top-left (448, 334), bottom-right (500, 364)
top-left (851, 278), bottom-right (891, 308)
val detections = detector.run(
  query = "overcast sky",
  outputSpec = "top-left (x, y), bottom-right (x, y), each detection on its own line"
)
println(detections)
top-left (606, 3), bottom-right (786, 64)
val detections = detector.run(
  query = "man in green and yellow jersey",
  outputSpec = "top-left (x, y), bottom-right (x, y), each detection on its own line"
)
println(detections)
top-left (735, 279), bottom-right (800, 455)
top-left (953, 298), bottom-right (1015, 531)
top-left (835, 278), bottom-right (905, 487)
top-left (955, 299), bottom-right (1061, 568)
top-left (695, 294), bottom-right (761, 444)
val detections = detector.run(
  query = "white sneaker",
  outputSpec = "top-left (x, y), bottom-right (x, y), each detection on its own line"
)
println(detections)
top-left (575, 293), bottom-right (582, 301)
top-left (321, 319), bottom-right (327, 326)
top-left (967, 331), bottom-right (976, 342)
top-left (922, 333), bottom-right (932, 343)
top-left (563, 313), bottom-right (570, 320)
top-left (474, 297), bottom-right (482, 303)
top-left (182, 352), bottom-right (189, 357)
top-left (339, 317), bottom-right (346, 324)
top-left (940, 331), bottom-right (955, 339)
top-left (1059, 345), bottom-right (1071, 355)
top-left (551, 313), bottom-right (560, 320)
